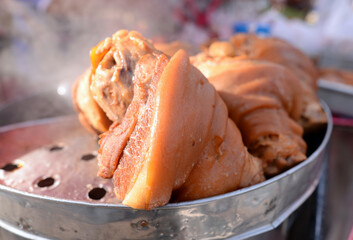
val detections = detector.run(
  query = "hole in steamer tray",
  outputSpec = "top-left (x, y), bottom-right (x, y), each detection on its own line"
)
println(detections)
top-left (37, 177), bottom-right (55, 188)
top-left (1, 163), bottom-right (22, 172)
top-left (81, 153), bottom-right (97, 161)
top-left (49, 145), bottom-right (64, 152)
top-left (88, 187), bottom-right (106, 200)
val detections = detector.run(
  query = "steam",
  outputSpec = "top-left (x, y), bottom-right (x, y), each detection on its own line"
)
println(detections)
top-left (0, 0), bottom-right (179, 103)
top-left (0, 0), bottom-right (268, 107)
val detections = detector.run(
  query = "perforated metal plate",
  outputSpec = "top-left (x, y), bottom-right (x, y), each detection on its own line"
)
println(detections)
top-left (0, 116), bottom-right (119, 203)
top-left (0, 103), bottom-right (332, 240)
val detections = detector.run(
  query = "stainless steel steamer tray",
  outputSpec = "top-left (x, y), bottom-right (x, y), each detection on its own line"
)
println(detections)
top-left (0, 103), bottom-right (332, 240)
top-left (318, 79), bottom-right (353, 117)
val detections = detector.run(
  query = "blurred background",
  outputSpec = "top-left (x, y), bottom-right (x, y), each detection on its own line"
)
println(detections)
top-left (1, 0), bottom-right (353, 103)
top-left (0, 1), bottom-right (352, 240)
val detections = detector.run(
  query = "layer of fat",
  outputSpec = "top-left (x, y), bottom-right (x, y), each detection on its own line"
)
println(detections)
top-left (122, 163), bottom-right (148, 209)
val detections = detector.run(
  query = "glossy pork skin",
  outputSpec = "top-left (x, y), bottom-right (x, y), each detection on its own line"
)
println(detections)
top-left (195, 35), bottom-right (327, 132)
top-left (192, 57), bottom-right (307, 176)
top-left (319, 68), bottom-right (353, 86)
top-left (90, 30), bottom-right (264, 209)
top-left (230, 35), bottom-right (327, 131)
top-left (229, 34), bottom-right (318, 90)
top-left (72, 69), bottom-right (112, 133)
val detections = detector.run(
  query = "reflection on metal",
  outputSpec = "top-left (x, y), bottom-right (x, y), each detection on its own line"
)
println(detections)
top-left (318, 79), bottom-right (353, 117)
top-left (326, 126), bottom-right (353, 240)
top-left (56, 85), bottom-right (67, 96)
top-left (0, 103), bottom-right (332, 240)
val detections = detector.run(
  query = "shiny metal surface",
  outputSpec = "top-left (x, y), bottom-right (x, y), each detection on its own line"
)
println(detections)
top-left (0, 103), bottom-right (332, 240)
top-left (0, 88), bottom-right (74, 126)
top-left (0, 116), bottom-right (119, 203)
top-left (326, 126), bottom-right (353, 240)
top-left (318, 80), bottom-right (353, 117)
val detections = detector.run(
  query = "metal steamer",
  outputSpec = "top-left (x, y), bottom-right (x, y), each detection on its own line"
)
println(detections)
top-left (0, 100), bottom-right (332, 240)
top-left (318, 79), bottom-right (353, 117)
